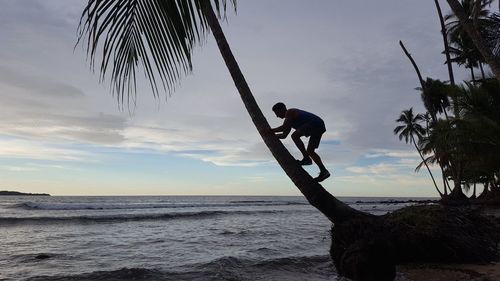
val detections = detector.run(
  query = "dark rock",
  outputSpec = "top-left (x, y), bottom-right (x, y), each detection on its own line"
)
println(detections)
top-left (35, 254), bottom-right (51, 260)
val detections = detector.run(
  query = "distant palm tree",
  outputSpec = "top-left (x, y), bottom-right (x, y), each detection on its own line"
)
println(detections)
top-left (76, 0), bottom-right (363, 224)
top-left (421, 111), bottom-right (452, 195)
top-left (448, 34), bottom-right (483, 80)
top-left (445, 0), bottom-right (490, 81)
top-left (394, 108), bottom-right (443, 196)
top-left (419, 119), bottom-right (466, 198)
top-left (454, 80), bottom-right (500, 193)
top-left (445, 0), bottom-right (500, 82)
top-left (434, 0), bottom-right (455, 85)
top-left (445, 0), bottom-right (490, 37)
top-left (419, 78), bottom-right (451, 121)
top-left (481, 13), bottom-right (500, 60)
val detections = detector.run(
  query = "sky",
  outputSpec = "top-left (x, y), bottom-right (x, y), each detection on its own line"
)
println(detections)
top-left (0, 0), bottom-right (479, 196)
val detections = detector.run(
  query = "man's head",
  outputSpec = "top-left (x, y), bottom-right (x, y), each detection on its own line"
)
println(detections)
top-left (272, 102), bottom-right (287, 119)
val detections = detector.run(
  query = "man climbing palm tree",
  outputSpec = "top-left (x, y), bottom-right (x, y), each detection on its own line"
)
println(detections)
top-left (271, 102), bottom-right (330, 182)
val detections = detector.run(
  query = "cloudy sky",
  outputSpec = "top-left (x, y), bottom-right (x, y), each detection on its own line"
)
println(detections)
top-left (0, 0), bottom-right (476, 196)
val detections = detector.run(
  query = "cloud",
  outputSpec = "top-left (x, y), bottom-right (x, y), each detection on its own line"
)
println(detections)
top-left (0, 138), bottom-right (96, 162)
top-left (0, 65), bottom-right (85, 98)
top-left (346, 163), bottom-right (399, 175)
top-left (365, 149), bottom-right (420, 159)
top-left (0, 0), bottom-right (458, 175)
top-left (1, 166), bottom-right (39, 172)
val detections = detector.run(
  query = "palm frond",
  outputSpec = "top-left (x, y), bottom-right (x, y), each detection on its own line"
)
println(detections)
top-left (77, 0), bottom-right (236, 107)
top-left (415, 155), bottom-right (436, 173)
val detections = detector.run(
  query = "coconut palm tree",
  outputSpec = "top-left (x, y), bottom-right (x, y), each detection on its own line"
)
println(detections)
top-left (76, 0), bottom-right (364, 225)
top-left (394, 108), bottom-right (443, 196)
top-left (435, 0), bottom-right (456, 85)
top-left (445, 0), bottom-right (490, 37)
top-left (419, 118), bottom-right (469, 200)
top-left (445, 0), bottom-right (500, 82)
top-left (482, 13), bottom-right (500, 58)
top-left (445, 0), bottom-right (490, 81)
top-left (448, 34), bottom-right (483, 81)
top-left (420, 78), bottom-right (451, 121)
top-left (454, 80), bottom-right (500, 195)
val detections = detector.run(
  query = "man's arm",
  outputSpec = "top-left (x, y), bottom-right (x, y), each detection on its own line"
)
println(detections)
top-left (275, 126), bottom-right (291, 139)
top-left (271, 110), bottom-right (295, 138)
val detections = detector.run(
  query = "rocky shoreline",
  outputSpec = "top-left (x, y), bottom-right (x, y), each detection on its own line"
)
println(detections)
top-left (0, 191), bottom-right (50, 196)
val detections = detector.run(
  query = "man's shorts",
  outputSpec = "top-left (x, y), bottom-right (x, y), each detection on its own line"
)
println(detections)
top-left (298, 121), bottom-right (326, 150)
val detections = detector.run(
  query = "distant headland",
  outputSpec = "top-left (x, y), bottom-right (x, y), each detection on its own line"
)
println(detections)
top-left (0, 191), bottom-right (50, 196)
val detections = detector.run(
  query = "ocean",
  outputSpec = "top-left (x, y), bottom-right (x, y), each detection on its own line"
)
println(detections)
top-left (0, 196), bottom-right (430, 281)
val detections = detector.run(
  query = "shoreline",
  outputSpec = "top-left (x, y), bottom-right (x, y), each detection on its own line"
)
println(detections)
top-left (0, 191), bottom-right (50, 196)
top-left (398, 262), bottom-right (500, 281)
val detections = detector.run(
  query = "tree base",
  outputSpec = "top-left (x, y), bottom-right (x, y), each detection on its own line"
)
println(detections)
top-left (330, 204), bottom-right (498, 281)
top-left (476, 188), bottom-right (500, 206)
top-left (440, 187), bottom-right (469, 206)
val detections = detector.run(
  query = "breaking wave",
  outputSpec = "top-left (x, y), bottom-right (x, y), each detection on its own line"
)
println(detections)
top-left (25, 255), bottom-right (335, 281)
top-left (0, 209), bottom-right (286, 226)
top-left (11, 200), bottom-right (307, 211)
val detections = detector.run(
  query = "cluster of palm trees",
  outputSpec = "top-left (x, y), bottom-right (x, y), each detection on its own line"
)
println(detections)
top-left (396, 0), bottom-right (500, 203)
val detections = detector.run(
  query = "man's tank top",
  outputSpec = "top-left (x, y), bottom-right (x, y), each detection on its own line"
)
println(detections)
top-left (290, 109), bottom-right (324, 130)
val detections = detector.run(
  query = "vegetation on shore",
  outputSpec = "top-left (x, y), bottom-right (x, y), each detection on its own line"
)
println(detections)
top-left (396, 0), bottom-right (500, 206)
top-left (0, 191), bottom-right (50, 196)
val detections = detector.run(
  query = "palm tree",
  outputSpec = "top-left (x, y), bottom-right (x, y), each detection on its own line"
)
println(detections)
top-left (445, 0), bottom-right (500, 83)
top-left (445, 0), bottom-right (490, 81)
top-left (420, 78), bottom-right (451, 121)
top-left (448, 34), bottom-right (483, 81)
top-left (394, 108), bottom-right (443, 196)
top-left (434, 0), bottom-right (456, 85)
top-left (445, 0), bottom-right (490, 37)
top-left (422, 112), bottom-right (452, 195)
top-left (76, 1), bottom-right (364, 224)
top-left (454, 80), bottom-right (500, 196)
top-left (482, 13), bottom-right (500, 58)
top-left (419, 119), bottom-right (469, 200)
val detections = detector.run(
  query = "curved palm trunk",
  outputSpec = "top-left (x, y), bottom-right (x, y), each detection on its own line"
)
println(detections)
top-left (412, 135), bottom-right (443, 197)
top-left (442, 170), bottom-right (449, 195)
top-left (446, 0), bottom-right (500, 83)
top-left (399, 41), bottom-right (425, 89)
top-left (479, 62), bottom-right (486, 80)
top-left (434, 0), bottom-right (455, 85)
top-left (201, 2), bottom-right (365, 224)
top-left (470, 66), bottom-right (476, 82)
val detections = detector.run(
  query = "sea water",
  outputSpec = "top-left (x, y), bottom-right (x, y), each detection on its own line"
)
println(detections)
top-left (0, 196), bottom-right (431, 281)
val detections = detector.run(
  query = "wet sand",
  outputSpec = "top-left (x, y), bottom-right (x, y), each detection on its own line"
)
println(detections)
top-left (399, 262), bottom-right (500, 281)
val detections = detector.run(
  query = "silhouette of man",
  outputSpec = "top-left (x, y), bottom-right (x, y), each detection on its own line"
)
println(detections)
top-left (270, 102), bottom-right (330, 182)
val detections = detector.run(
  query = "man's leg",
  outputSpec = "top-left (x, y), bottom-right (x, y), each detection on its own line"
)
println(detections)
top-left (291, 131), bottom-right (312, 165)
top-left (307, 132), bottom-right (330, 182)
top-left (307, 148), bottom-right (327, 172)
